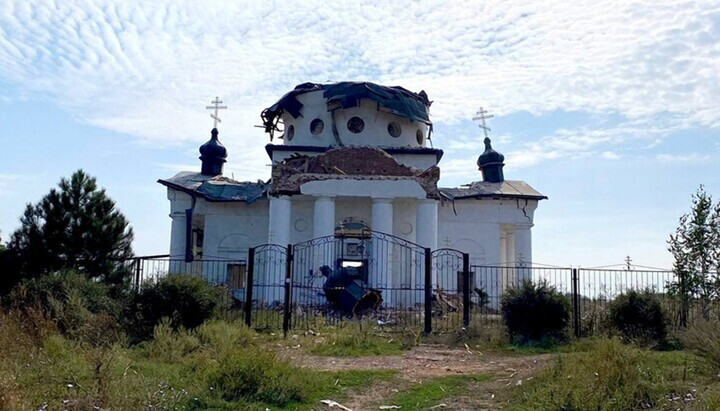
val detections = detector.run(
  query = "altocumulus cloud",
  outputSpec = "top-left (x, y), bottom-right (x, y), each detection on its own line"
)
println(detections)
top-left (1, 0), bottom-right (719, 181)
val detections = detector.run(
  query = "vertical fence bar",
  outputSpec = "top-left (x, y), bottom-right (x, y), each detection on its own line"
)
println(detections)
top-left (462, 253), bottom-right (470, 328)
top-left (244, 247), bottom-right (255, 328)
top-left (424, 247), bottom-right (432, 335)
top-left (134, 257), bottom-right (142, 289)
top-left (283, 244), bottom-right (293, 338)
top-left (571, 268), bottom-right (580, 338)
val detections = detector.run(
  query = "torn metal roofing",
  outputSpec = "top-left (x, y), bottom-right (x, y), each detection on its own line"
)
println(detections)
top-left (158, 172), bottom-right (268, 203)
top-left (440, 180), bottom-right (547, 201)
top-left (261, 82), bottom-right (432, 138)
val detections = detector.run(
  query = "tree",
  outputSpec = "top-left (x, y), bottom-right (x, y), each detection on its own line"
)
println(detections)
top-left (6, 170), bottom-right (134, 286)
top-left (668, 185), bottom-right (720, 324)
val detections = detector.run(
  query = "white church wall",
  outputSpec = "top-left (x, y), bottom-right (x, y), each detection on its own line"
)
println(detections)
top-left (281, 91), bottom-right (430, 149)
top-left (201, 199), bottom-right (269, 259)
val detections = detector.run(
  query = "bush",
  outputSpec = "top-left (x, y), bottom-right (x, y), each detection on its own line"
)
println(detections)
top-left (501, 280), bottom-right (570, 345)
top-left (4, 270), bottom-right (122, 317)
top-left (681, 320), bottom-right (720, 372)
top-left (126, 274), bottom-right (224, 342)
top-left (210, 349), bottom-right (311, 407)
top-left (606, 289), bottom-right (667, 346)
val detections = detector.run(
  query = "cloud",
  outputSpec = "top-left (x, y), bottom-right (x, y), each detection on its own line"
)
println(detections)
top-left (1, 0), bottom-right (719, 182)
top-left (656, 153), bottom-right (712, 163)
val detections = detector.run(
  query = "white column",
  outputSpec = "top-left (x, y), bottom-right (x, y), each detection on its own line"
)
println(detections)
top-left (515, 224), bottom-right (532, 266)
top-left (268, 196), bottom-right (292, 245)
top-left (313, 196), bottom-right (336, 271)
top-left (505, 229), bottom-right (516, 287)
top-left (482, 223), bottom-right (502, 309)
top-left (415, 199), bottom-right (438, 250)
top-left (506, 230), bottom-right (516, 267)
top-left (499, 231), bottom-right (507, 265)
top-left (169, 211), bottom-right (187, 260)
top-left (265, 196), bottom-right (291, 302)
top-left (313, 196), bottom-right (336, 238)
top-left (371, 198), bottom-right (394, 304)
top-left (515, 223), bottom-right (533, 282)
top-left (371, 198), bottom-right (394, 234)
top-left (416, 199), bottom-right (438, 295)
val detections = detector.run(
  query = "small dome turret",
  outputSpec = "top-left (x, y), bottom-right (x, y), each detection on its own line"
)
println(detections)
top-left (199, 128), bottom-right (227, 176)
top-left (477, 137), bottom-right (505, 183)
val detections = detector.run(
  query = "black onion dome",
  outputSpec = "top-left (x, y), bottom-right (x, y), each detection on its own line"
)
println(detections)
top-left (477, 138), bottom-right (504, 166)
top-left (477, 137), bottom-right (505, 183)
top-left (199, 128), bottom-right (227, 176)
top-left (200, 128), bottom-right (227, 158)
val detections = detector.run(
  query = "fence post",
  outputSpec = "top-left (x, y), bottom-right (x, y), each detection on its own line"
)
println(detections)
top-left (462, 253), bottom-right (470, 328)
top-left (244, 247), bottom-right (255, 328)
top-left (134, 257), bottom-right (141, 289)
top-left (282, 244), bottom-right (293, 338)
top-left (571, 268), bottom-right (580, 338)
top-left (424, 248), bottom-right (432, 336)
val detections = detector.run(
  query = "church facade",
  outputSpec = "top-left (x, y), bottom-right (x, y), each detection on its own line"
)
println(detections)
top-left (159, 82), bottom-right (545, 298)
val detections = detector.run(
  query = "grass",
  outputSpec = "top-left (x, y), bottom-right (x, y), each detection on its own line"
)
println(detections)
top-left (506, 338), bottom-right (720, 410)
top-left (386, 373), bottom-right (491, 410)
top-left (306, 325), bottom-right (407, 357)
top-left (0, 311), bottom-right (398, 410)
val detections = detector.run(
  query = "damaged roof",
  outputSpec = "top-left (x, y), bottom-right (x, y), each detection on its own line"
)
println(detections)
top-left (261, 81), bottom-right (432, 137)
top-left (158, 172), bottom-right (268, 203)
top-left (440, 180), bottom-right (547, 201)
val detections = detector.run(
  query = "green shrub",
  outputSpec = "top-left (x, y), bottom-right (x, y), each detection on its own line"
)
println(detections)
top-left (501, 280), bottom-right (570, 345)
top-left (140, 320), bottom-right (201, 362)
top-left (126, 274), bottom-right (224, 342)
top-left (681, 320), bottom-right (720, 372)
top-left (210, 349), bottom-right (311, 407)
top-left (607, 289), bottom-right (668, 346)
top-left (5, 270), bottom-right (122, 318)
top-left (195, 319), bottom-right (256, 354)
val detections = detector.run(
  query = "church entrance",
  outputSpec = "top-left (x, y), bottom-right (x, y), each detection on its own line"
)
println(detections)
top-left (245, 230), bottom-right (472, 334)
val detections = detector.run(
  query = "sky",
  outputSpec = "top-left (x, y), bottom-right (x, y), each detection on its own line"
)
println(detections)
top-left (1, 0), bottom-right (719, 268)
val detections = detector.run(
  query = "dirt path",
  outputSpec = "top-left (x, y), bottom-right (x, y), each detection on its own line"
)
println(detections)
top-left (284, 345), bottom-right (553, 410)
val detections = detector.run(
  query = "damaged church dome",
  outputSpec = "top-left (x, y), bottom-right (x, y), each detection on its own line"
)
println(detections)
top-left (261, 82), bottom-right (433, 149)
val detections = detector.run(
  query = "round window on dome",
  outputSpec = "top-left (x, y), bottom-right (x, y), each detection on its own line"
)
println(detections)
top-left (285, 125), bottom-right (295, 141)
top-left (310, 118), bottom-right (324, 135)
top-left (388, 121), bottom-right (402, 138)
top-left (416, 129), bottom-right (424, 145)
top-left (347, 117), bottom-right (365, 134)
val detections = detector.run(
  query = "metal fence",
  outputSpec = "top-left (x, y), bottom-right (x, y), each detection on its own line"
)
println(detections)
top-left (129, 246), bottom-right (716, 338)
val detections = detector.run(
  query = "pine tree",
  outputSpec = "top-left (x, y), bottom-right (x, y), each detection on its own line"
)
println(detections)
top-left (7, 170), bottom-right (134, 284)
top-left (668, 185), bottom-right (720, 323)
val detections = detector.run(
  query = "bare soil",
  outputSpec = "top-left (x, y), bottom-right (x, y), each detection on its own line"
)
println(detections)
top-left (283, 344), bottom-right (553, 410)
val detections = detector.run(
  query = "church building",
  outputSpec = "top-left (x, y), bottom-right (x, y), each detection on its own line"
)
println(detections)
top-left (158, 82), bottom-right (546, 298)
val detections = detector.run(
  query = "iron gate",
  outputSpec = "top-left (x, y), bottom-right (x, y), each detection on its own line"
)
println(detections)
top-left (290, 230), bottom-right (429, 332)
top-left (431, 248), bottom-right (471, 330)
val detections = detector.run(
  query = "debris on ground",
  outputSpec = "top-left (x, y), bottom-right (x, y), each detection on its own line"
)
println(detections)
top-left (321, 399), bottom-right (353, 411)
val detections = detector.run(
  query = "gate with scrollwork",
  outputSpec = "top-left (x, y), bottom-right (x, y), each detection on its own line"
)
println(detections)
top-left (289, 230), bottom-right (429, 332)
top-left (431, 248), bottom-right (471, 331)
